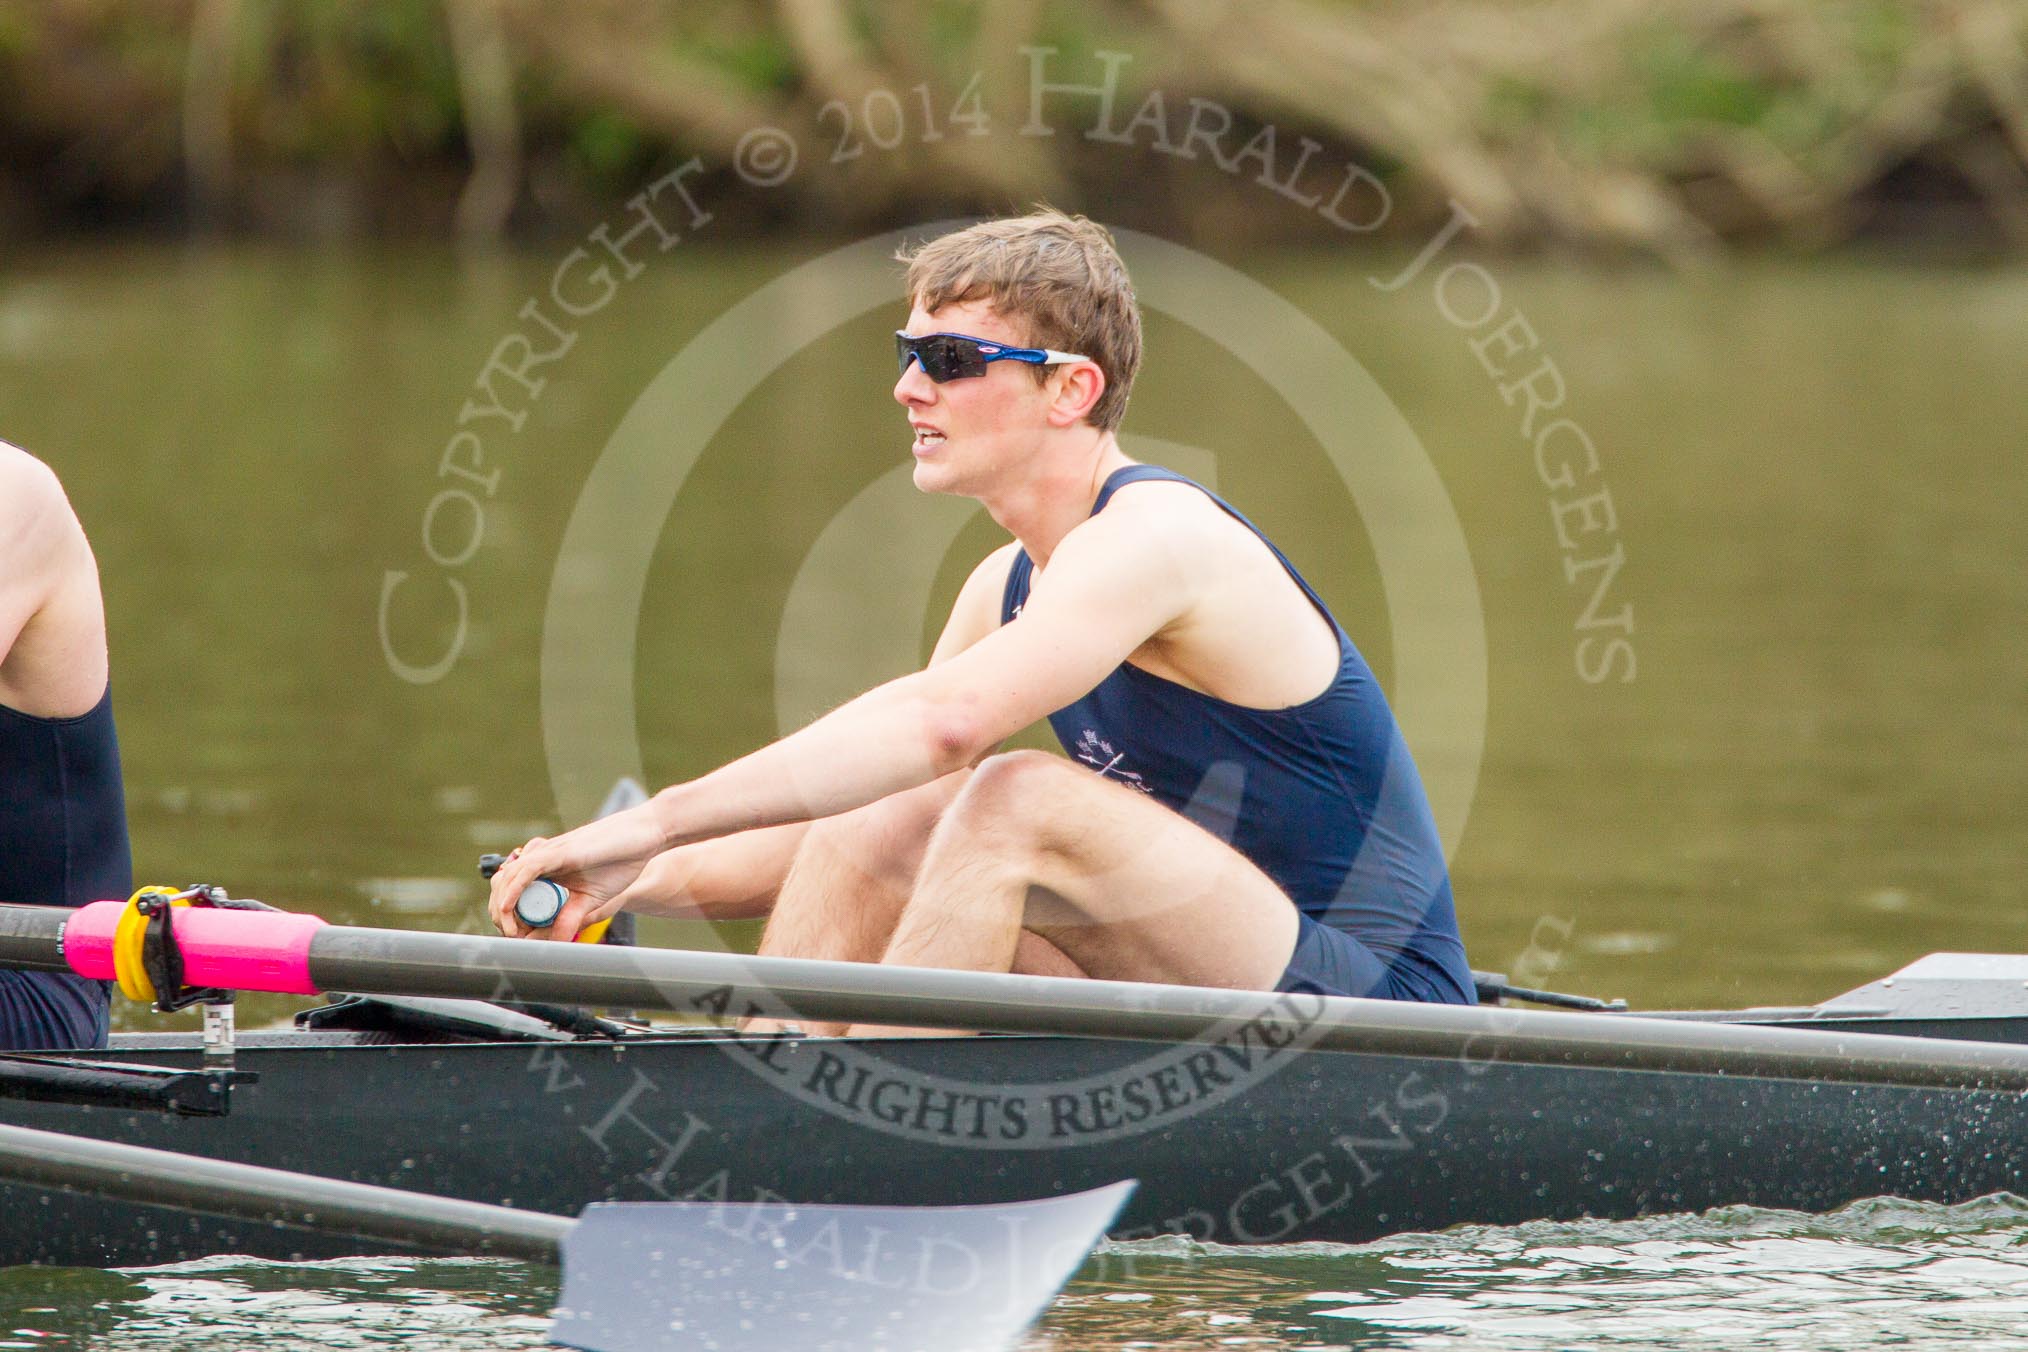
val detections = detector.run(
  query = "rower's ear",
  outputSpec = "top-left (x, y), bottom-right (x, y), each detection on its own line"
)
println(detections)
top-left (1044, 361), bottom-right (1106, 427)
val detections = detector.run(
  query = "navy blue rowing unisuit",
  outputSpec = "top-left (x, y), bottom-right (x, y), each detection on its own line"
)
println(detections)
top-left (1000, 465), bottom-right (1473, 1004)
top-left (0, 688), bottom-right (130, 1048)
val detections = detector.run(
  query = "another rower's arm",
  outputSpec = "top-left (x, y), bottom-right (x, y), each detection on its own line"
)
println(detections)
top-left (604, 543), bottom-right (1022, 921)
top-left (0, 449), bottom-right (67, 675)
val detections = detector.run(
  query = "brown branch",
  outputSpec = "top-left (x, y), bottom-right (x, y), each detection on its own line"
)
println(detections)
top-left (1149, 0), bottom-right (1532, 238)
top-left (445, 0), bottom-right (523, 240)
top-left (182, 0), bottom-right (236, 223)
top-left (1953, 0), bottom-right (2028, 166)
top-left (1944, 129), bottom-right (2028, 245)
top-left (775, 0), bottom-right (1062, 213)
top-left (492, 0), bottom-right (780, 161)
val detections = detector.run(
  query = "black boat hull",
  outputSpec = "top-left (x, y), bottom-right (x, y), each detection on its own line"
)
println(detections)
top-left (0, 1026), bottom-right (2021, 1267)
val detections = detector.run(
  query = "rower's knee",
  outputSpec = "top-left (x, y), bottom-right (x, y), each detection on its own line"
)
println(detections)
top-left (952, 750), bottom-right (1060, 812)
top-left (937, 751), bottom-right (1078, 860)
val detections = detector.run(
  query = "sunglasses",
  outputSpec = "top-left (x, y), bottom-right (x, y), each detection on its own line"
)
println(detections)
top-left (895, 331), bottom-right (1089, 383)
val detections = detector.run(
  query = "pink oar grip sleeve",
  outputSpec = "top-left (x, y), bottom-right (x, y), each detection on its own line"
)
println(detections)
top-left (65, 900), bottom-right (328, 996)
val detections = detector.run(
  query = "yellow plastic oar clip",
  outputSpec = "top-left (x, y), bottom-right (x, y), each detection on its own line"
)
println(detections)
top-left (112, 886), bottom-right (188, 1004)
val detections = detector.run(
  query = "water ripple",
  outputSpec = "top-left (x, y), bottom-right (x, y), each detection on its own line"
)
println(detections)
top-left (3, 1195), bottom-right (2025, 1349)
top-left (0, 1257), bottom-right (552, 1351)
top-left (1043, 1193), bottom-right (2028, 1350)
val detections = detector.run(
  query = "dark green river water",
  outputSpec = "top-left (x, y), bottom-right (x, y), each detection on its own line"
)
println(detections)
top-left (1, 241), bottom-right (2023, 1345)
top-left (2, 1197), bottom-right (2026, 1349)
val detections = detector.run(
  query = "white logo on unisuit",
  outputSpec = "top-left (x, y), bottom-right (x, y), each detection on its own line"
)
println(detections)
top-left (1074, 729), bottom-right (1152, 792)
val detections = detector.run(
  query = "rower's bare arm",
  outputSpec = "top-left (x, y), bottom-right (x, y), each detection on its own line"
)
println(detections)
top-left (0, 452), bottom-right (58, 658)
top-left (642, 506), bottom-right (1202, 842)
top-left (0, 451), bottom-right (108, 718)
top-left (609, 821), bottom-right (808, 921)
top-left (596, 544), bottom-right (1021, 923)
top-left (910, 505), bottom-right (1205, 757)
top-left (487, 516), bottom-right (1199, 935)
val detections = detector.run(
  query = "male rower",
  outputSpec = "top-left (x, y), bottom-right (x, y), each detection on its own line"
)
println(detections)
top-left (489, 210), bottom-right (1473, 1030)
top-left (0, 443), bottom-right (129, 1048)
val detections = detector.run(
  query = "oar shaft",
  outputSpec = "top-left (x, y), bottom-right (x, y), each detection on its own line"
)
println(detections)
top-left (0, 896), bottom-right (563, 1250)
top-left (299, 927), bottom-right (2028, 1093)
top-left (10, 902), bottom-right (2028, 1094)
top-left (0, 908), bottom-right (68, 971)
top-left (0, 1121), bottom-right (569, 1262)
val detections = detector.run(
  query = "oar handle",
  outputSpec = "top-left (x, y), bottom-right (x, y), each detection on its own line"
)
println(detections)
top-left (511, 880), bottom-right (570, 929)
top-left (477, 855), bottom-right (607, 941)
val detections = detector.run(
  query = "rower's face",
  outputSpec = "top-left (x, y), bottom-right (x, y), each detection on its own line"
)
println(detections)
top-left (894, 298), bottom-right (1060, 496)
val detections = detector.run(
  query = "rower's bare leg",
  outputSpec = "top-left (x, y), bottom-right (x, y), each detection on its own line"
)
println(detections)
top-left (744, 770), bottom-right (968, 1036)
top-left (847, 751), bottom-right (1299, 1037)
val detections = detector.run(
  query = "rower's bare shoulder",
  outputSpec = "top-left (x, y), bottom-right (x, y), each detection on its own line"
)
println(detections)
top-left (0, 443), bottom-right (96, 698)
top-left (971, 539), bottom-right (1023, 580)
top-left (0, 443), bottom-right (67, 521)
top-left (1094, 478), bottom-right (1227, 531)
top-left (1075, 478), bottom-right (1234, 571)
top-left (956, 540), bottom-right (1023, 611)
top-left (0, 444), bottom-right (80, 556)
top-left (930, 541), bottom-right (1024, 663)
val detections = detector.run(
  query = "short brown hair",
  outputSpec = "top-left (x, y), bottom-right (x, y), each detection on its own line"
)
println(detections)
top-left (899, 210), bottom-right (1141, 432)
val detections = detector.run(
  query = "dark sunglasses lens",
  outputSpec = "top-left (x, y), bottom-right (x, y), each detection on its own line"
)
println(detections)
top-left (900, 335), bottom-right (984, 382)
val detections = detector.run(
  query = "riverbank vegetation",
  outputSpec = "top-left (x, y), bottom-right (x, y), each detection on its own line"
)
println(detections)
top-left (2, 0), bottom-right (2023, 255)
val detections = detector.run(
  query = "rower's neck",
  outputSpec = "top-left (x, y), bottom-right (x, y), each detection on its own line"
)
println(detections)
top-left (984, 436), bottom-right (1133, 569)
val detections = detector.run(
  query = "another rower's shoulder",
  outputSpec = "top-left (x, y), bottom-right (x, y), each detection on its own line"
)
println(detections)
top-left (0, 442), bottom-right (66, 512)
top-left (0, 443), bottom-right (81, 545)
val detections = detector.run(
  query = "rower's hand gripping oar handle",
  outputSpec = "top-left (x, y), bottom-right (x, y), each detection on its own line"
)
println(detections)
top-left (477, 854), bottom-right (608, 941)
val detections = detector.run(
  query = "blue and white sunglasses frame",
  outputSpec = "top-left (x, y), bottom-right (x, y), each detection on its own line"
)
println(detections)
top-left (895, 330), bottom-right (1089, 383)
